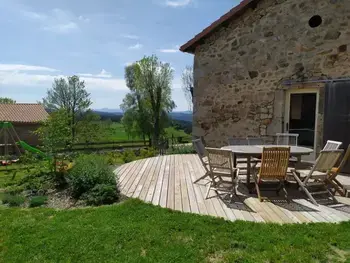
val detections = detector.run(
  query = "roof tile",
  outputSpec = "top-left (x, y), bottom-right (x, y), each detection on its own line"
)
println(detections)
top-left (0, 103), bottom-right (49, 123)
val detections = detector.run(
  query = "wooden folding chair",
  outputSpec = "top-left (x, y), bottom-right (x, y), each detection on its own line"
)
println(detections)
top-left (192, 139), bottom-right (210, 184)
top-left (323, 140), bottom-right (342, 150)
top-left (252, 147), bottom-right (291, 202)
top-left (326, 145), bottom-right (350, 197)
top-left (276, 133), bottom-right (299, 146)
top-left (205, 148), bottom-right (240, 199)
top-left (292, 149), bottom-right (344, 205)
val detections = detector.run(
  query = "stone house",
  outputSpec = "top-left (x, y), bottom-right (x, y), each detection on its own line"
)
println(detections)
top-left (180, 0), bottom-right (350, 158)
top-left (0, 103), bottom-right (49, 146)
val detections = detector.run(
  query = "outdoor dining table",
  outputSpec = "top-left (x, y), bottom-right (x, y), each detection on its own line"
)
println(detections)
top-left (221, 145), bottom-right (314, 187)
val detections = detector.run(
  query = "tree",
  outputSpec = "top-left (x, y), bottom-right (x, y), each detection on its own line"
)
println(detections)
top-left (76, 110), bottom-right (111, 143)
top-left (133, 55), bottom-right (176, 146)
top-left (181, 66), bottom-right (193, 111)
top-left (0, 97), bottom-right (16, 104)
top-left (42, 75), bottom-right (92, 141)
top-left (121, 64), bottom-right (153, 143)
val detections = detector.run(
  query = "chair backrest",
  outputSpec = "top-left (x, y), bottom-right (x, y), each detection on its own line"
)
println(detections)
top-left (228, 137), bottom-right (248, 145)
top-left (259, 147), bottom-right (290, 180)
top-left (323, 140), bottom-right (342, 150)
top-left (205, 148), bottom-right (234, 172)
top-left (313, 150), bottom-right (344, 173)
top-left (336, 145), bottom-right (350, 173)
top-left (192, 139), bottom-right (207, 159)
top-left (247, 137), bottom-right (264, 145)
top-left (276, 133), bottom-right (299, 146)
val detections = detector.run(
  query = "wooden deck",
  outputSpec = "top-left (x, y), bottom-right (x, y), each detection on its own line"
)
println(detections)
top-left (114, 154), bottom-right (350, 223)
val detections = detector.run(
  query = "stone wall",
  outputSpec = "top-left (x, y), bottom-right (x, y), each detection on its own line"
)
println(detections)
top-left (193, 0), bottom-right (350, 149)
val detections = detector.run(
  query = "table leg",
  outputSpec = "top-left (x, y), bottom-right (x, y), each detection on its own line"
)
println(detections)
top-left (246, 156), bottom-right (251, 186)
top-left (233, 154), bottom-right (237, 178)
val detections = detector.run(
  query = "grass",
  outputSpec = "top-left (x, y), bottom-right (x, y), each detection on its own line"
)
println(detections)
top-left (1, 199), bottom-right (350, 262)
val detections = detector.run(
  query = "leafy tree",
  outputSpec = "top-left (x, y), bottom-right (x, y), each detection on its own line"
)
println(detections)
top-left (121, 56), bottom-right (175, 147)
top-left (76, 111), bottom-right (111, 143)
top-left (121, 64), bottom-right (152, 143)
top-left (134, 56), bottom-right (175, 146)
top-left (0, 97), bottom-right (16, 104)
top-left (181, 66), bottom-right (193, 111)
top-left (42, 75), bottom-right (92, 141)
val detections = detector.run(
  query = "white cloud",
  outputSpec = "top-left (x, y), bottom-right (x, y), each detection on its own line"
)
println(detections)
top-left (0, 64), bottom-right (58, 72)
top-left (124, 62), bottom-right (134, 67)
top-left (165, 0), bottom-right (192, 7)
top-left (128, 43), bottom-right (143, 50)
top-left (21, 8), bottom-right (83, 34)
top-left (78, 69), bottom-right (112, 78)
top-left (121, 34), bottom-right (139, 40)
top-left (159, 45), bottom-right (180, 53)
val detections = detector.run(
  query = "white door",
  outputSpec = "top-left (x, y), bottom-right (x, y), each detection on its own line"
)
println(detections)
top-left (284, 88), bottom-right (319, 161)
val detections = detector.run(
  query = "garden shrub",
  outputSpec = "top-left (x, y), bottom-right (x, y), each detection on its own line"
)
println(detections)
top-left (167, 145), bottom-right (195, 155)
top-left (29, 196), bottom-right (48, 207)
top-left (140, 148), bottom-right (156, 159)
top-left (121, 150), bottom-right (136, 163)
top-left (2, 194), bottom-right (25, 207)
top-left (67, 155), bottom-right (118, 201)
top-left (82, 183), bottom-right (119, 206)
top-left (104, 151), bottom-right (123, 165)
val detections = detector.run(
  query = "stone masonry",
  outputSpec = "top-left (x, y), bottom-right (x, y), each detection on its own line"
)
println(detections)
top-left (192, 0), bottom-right (350, 150)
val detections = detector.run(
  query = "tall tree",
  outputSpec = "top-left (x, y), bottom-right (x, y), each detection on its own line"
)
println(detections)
top-left (181, 66), bottom-right (193, 111)
top-left (43, 75), bottom-right (92, 141)
top-left (121, 64), bottom-right (152, 143)
top-left (0, 97), bottom-right (16, 104)
top-left (133, 55), bottom-right (175, 146)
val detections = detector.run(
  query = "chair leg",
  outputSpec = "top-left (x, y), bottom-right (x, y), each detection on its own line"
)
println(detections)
top-left (205, 181), bottom-right (212, 199)
top-left (292, 170), bottom-right (318, 205)
top-left (193, 171), bottom-right (209, 184)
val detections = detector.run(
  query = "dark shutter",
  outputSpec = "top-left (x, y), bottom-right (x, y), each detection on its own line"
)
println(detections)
top-left (324, 81), bottom-right (350, 173)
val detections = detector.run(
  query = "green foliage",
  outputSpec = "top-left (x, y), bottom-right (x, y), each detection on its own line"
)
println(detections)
top-left (104, 151), bottom-right (123, 165)
top-left (121, 150), bottom-right (136, 163)
top-left (19, 152), bottom-right (37, 164)
top-left (121, 56), bottom-right (176, 147)
top-left (29, 196), bottom-right (48, 208)
top-left (181, 65), bottom-right (193, 111)
top-left (167, 145), bottom-right (195, 155)
top-left (82, 184), bottom-right (119, 206)
top-left (0, 97), bottom-right (16, 104)
top-left (35, 109), bottom-right (72, 155)
top-left (67, 155), bottom-right (117, 200)
top-left (42, 75), bottom-right (92, 141)
top-left (139, 148), bottom-right (156, 159)
top-left (1, 193), bottom-right (25, 207)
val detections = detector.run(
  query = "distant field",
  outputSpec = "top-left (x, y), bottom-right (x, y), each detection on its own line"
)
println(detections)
top-left (97, 123), bottom-right (191, 142)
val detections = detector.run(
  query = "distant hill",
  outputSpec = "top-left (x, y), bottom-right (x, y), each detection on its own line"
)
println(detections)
top-left (93, 109), bottom-right (193, 122)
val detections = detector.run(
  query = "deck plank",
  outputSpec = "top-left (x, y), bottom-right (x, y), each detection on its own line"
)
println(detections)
top-left (159, 155), bottom-right (171, 208)
top-left (180, 155), bottom-right (200, 214)
top-left (178, 155), bottom-right (191, 213)
top-left (133, 157), bottom-right (157, 199)
top-left (115, 154), bottom-right (350, 224)
top-left (151, 155), bottom-right (167, 205)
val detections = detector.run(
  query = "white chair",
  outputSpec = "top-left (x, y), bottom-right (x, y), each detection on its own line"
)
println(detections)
top-left (292, 149), bottom-right (344, 205)
top-left (205, 148), bottom-right (240, 199)
top-left (323, 140), bottom-right (342, 150)
top-left (276, 133), bottom-right (299, 146)
top-left (192, 139), bottom-right (210, 184)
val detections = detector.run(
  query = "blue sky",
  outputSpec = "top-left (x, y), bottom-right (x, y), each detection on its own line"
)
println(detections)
top-left (0, 0), bottom-right (239, 111)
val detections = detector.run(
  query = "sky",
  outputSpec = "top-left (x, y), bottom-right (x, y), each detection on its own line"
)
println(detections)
top-left (0, 0), bottom-right (239, 111)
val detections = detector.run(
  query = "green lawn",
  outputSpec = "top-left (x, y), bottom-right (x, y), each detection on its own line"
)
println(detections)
top-left (1, 199), bottom-right (349, 262)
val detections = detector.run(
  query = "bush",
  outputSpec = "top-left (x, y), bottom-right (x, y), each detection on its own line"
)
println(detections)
top-left (167, 145), bottom-right (195, 155)
top-left (67, 155), bottom-right (117, 200)
top-left (2, 194), bottom-right (25, 207)
top-left (140, 148), bottom-right (156, 159)
top-left (121, 150), bottom-right (136, 163)
top-left (104, 151), bottom-right (123, 165)
top-left (29, 196), bottom-right (48, 207)
top-left (82, 184), bottom-right (119, 206)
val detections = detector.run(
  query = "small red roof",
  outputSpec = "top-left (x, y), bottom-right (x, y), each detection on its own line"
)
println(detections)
top-left (180, 0), bottom-right (259, 54)
top-left (0, 103), bottom-right (49, 123)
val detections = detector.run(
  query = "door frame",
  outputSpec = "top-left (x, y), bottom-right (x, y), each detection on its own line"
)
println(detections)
top-left (284, 87), bottom-right (319, 153)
